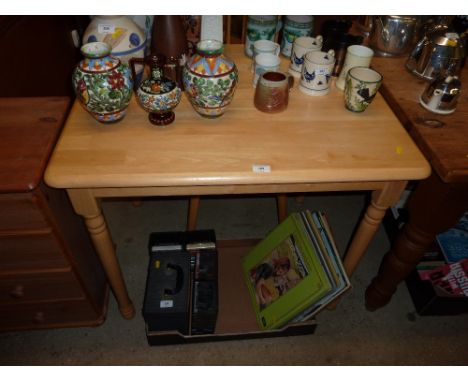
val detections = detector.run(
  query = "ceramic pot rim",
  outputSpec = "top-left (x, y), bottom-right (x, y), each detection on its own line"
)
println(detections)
top-left (305, 50), bottom-right (335, 65)
top-left (248, 16), bottom-right (278, 24)
top-left (253, 39), bottom-right (280, 50)
top-left (197, 39), bottom-right (224, 55)
top-left (347, 44), bottom-right (374, 58)
top-left (81, 42), bottom-right (112, 58)
top-left (348, 66), bottom-right (383, 83)
top-left (294, 36), bottom-right (322, 49)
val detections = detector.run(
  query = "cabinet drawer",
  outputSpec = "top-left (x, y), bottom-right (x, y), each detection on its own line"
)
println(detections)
top-left (0, 269), bottom-right (84, 304)
top-left (0, 193), bottom-right (49, 231)
top-left (0, 298), bottom-right (106, 331)
top-left (0, 232), bottom-right (68, 271)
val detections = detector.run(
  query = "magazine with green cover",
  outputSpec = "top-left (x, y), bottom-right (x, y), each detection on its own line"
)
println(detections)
top-left (241, 213), bottom-right (332, 330)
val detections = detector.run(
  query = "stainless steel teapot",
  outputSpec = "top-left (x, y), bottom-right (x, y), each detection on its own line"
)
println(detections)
top-left (369, 16), bottom-right (421, 57)
top-left (406, 23), bottom-right (466, 81)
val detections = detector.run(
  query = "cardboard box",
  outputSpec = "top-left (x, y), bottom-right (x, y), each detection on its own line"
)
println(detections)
top-left (146, 240), bottom-right (316, 345)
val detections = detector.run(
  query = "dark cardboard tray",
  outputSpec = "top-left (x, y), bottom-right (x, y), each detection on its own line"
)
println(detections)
top-left (146, 239), bottom-right (317, 346)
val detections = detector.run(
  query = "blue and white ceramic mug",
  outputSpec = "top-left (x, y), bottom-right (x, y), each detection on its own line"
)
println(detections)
top-left (299, 49), bottom-right (336, 96)
top-left (288, 35), bottom-right (323, 78)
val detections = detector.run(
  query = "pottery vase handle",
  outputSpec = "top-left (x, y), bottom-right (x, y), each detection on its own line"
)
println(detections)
top-left (129, 57), bottom-right (145, 91)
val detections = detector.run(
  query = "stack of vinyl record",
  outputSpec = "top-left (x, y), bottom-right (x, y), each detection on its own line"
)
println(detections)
top-left (241, 210), bottom-right (351, 330)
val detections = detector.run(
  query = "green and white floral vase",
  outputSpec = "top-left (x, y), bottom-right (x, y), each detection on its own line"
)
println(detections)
top-left (72, 42), bottom-right (133, 123)
top-left (183, 39), bottom-right (238, 118)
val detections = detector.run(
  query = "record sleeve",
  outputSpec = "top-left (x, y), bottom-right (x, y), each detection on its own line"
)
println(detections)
top-left (241, 213), bottom-right (332, 330)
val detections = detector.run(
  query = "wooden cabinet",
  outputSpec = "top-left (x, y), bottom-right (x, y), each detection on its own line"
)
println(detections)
top-left (0, 97), bottom-right (108, 331)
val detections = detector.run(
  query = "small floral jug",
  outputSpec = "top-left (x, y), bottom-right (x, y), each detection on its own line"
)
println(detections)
top-left (131, 54), bottom-right (182, 126)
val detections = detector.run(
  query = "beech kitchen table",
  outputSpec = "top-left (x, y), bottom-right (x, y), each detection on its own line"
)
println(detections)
top-left (45, 45), bottom-right (430, 319)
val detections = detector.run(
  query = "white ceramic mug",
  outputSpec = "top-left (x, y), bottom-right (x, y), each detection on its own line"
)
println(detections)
top-left (253, 39), bottom-right (281, 58)
top-left (299, 49), bottom-right (336, 96)
top-left (253, 53), bottom-right (281, 87)
top-left (335, 45), bottom-right (374, 91)
top-left (288, 35), bottom-right (323, 78)
top-left (252, 40), bottom-right (281, 73)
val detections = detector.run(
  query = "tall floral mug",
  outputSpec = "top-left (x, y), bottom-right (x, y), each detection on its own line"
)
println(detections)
top-left (245, 16), bottom-right (282, 58)
top-left (344, 66), bottom-right (383, 112)
top-left (280, 15), bottom-right (314, 57)
top-left (299, 49), bottom-right (336, 96)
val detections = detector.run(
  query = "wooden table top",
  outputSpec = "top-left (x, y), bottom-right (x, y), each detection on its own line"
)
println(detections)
top-left (45, 45), bottom-right (430, 190)
top-left (0, 96), bottom-right (71, 193)
top-left (371, 57), bottom-right (468, 183)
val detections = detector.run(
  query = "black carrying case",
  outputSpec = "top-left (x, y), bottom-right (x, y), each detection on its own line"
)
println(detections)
top-left (143, 230), bottom-right (219, 341)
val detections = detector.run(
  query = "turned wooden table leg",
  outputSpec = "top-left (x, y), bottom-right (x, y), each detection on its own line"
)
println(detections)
top-left (276, 194), bottom-right (288, 223)
top-left (67, 189), bottom-right (135, 319)
top-left (187, 196), bottom-right (200, 231)
top-left (327, 181), bottom-right (407, 310)
top-left (365, 173), bottom-right (468, 311)
top-left (343, 181), bottom-right (407, 277)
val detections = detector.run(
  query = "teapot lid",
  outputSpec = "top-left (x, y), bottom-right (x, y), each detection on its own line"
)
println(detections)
top-left (430, 30), bottom-right (465, 49)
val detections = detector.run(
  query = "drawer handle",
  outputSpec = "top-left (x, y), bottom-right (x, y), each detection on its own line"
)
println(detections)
top-left (10, 284), bottom-right (25, 299)
top-left (33, 311), bottom-right (45, 324)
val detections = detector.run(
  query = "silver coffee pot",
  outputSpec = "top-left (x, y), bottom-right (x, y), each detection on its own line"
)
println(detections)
top-left (406, 24), bottom-right (466, 81)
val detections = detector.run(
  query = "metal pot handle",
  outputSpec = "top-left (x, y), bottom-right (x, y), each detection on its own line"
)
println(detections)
top-left (409, 37), bottom-right (426, 60)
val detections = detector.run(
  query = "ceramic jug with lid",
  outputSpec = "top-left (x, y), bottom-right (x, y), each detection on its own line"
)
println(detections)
top-left (131, 54), bottom-right (182, 126)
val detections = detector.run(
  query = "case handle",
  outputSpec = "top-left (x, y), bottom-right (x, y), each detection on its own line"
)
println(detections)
top-left (164, 263), bottom-right (184, 296)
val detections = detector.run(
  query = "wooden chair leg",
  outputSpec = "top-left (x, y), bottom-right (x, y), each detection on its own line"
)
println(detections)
top-left (187, 196), bottom-right (200, 231)
top-left (276, 194), bottom-right (288, 223)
